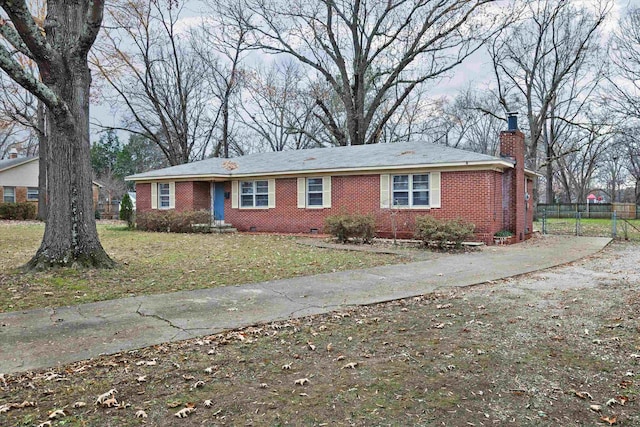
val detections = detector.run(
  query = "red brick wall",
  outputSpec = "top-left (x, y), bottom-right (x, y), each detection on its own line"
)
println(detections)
top-left (137, 183), bottom-right (152, 211)
top-left (500, 130), bottom-right (527, 242)
top-left (175, 181), bottom-right (211, 212)
top-left (174, 182), bottom-right (192, 211)
top-left (15, 187), bottom-right (27, 203)
top-left (224, 171), bottom-right (506, 244)
top-left (134, 168), bottom-right (529, 245)
top-left (136, 181), bottom-right (211, 212)
top-left (193, 182), bottom-right (211, 211)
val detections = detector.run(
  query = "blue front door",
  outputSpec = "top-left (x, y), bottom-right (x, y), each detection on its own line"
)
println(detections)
top-left (214, 182), bottom-right (225, 221)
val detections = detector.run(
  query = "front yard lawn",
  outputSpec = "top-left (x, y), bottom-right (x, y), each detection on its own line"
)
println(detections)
top-left (0, 222), bottom-right (404, 313)
top-left (1, 242), bottom-right (638, 426)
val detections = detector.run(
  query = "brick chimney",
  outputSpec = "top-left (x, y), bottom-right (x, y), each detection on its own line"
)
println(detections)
top-left (500, 112), bottom-right (526, 242)
top-left (8, 148), bottom-right (18, 159)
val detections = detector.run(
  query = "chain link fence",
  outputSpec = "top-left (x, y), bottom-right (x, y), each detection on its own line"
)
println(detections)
top-left (538, 209), bottom-right (640, 240)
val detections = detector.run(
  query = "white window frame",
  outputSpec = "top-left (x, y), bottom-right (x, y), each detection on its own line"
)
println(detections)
top-left (392, 174), bottom-right (430, 207)
top-left (240, 180), bottom-right (269, 208)
top-left (297, 176), bottom-right (331, 209)
top-left (27, 187), bottom-right (39, 201)
top-left (3, 186), bottom-right (15, 203)
top-left (158, 183), bottom-right (171, 209)
top-left (307, 177), bottom-right (324, 207)
top-left (380, 172), bottom-right (440, 209)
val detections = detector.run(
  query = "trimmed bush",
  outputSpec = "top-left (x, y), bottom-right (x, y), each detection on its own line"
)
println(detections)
top-left (415, 216), bottom-right (475, 248)
top-left (0, 202), bottom-right (37, 220)
top-left (119, 193), bottom-right (134, 228)
top-left (494, 229), bottom-right (514, 237)
top-left (136, 210), bottom-right (211, 233)
top-left (324, 213), bottom-right (375, 244)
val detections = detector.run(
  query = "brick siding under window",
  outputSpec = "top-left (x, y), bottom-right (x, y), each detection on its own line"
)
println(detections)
top-left (220, 171), bottom-right (506, 244)
top-left (135, 157), bottom-right (531, 245)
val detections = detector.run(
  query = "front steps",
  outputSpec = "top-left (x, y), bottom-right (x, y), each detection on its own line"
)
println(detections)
top-left (211, 223), bottom-right (237, 234)
top-left (191, 222), bottom-right (237, 233)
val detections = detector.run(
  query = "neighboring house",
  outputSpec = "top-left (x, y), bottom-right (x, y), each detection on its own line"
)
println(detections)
top-left (126, 120), bottom-right (535, 244)
top-left (0, 156), bottom-right (40, 205)
top-left (0, 155), bottom-right (101, 213)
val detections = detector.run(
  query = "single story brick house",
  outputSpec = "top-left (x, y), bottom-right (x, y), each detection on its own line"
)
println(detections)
top-left (126, 125), bottom-right (535, 244)
top-left (0, 155), bottom-right (101, 212)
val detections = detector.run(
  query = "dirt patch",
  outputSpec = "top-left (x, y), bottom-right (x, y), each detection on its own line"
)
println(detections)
top-left (1, 242), bottom-right (638, 426)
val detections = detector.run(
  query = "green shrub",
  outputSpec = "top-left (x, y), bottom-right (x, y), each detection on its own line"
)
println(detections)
top-left (119, 193), bottom-right (134, 228)
top-left (136, 210), bottom-right (211, 233)
top-left (415, 216), bottom-right (475, 248)
top-left (494, 229), bottom-right (514, 237)
top-left (0, 202), bottom-right (37, 220)
top-left (324, 213), bottom-right (375, 243)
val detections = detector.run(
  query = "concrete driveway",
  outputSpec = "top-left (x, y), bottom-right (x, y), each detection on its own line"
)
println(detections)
top-left (0, 235), bottom-right (611, 374)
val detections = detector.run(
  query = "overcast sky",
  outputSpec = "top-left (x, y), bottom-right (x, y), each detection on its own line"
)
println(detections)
top-left (89, 0), bottom-right (640, 142)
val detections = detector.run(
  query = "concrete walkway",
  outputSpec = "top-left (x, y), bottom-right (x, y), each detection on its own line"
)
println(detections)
top-left (0, 235), bottom-right (611, 374)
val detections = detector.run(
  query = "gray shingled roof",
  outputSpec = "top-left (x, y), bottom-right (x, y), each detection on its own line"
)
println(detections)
top-left (0, 156), bottom-right (37, 172)
top-left (126, 141), bottom-right (512, 181)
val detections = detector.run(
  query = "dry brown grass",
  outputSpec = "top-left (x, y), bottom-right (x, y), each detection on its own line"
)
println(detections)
top-left (1, 242), bottom-right (639, 426)
top-left (0, 221), bottom-right (403, 313)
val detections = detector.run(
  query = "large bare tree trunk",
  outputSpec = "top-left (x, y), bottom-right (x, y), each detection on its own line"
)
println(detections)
top-left (0, 0), bottom-right (115, 269)
top-left (27, 2), bottom-right (113, 269)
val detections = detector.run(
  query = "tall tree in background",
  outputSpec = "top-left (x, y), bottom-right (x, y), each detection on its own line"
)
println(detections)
top-left (241, 0), bottom-right (510, 146)
top-left (193, 0), bottom-right (251, 158)
top-left (623, 131), bottom-right (640, 204)
top-left (93, 0), bottom-right (214, 165)
top-left (0, 0), bottom-right (114, 269)
top-left (90, 132), bottom-right (168, 191)
top-left (490, 0), bottom-right (611, 202)
top-left (421, 89), bottom-right (505, 155)
top-left (554, 115), bottom-right (613, 202)
top-left (0, 0), bottom-right (47, 219)
top-left (114, 134), bottom-right (168, 186)
top-left (1, 73), bottom-right (48, 219)
top-left (608, 7), bottom-right (640, 120)
top-left (240, 61), bottom-right (322, 151)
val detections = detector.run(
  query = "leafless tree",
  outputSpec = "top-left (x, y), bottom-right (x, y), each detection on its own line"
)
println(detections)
top-left (0, 119), bottom-right (21, 158)
top-left (605, 7), bottom-right (640, 204)
top-left (374, 85), bottom-right (434, 145)
top-left (626, 138), bottom-right (640, 204)
top-left (490, 0), bottom-right (611, 202)
top-left (0, 75), bottom-right (39, 151)
top-left (608, 128), bottom-right (640, 204)
top-left (414, 88), bottom-right (505, 155)
top-left (554, 116), bottom-right (613, 202)
top-left (192, 0), bottom-right (252, 158)
top-left (598, 142), bottom-right (628, 203)
top-left (0, 0), bottom-right (113, 269)
top-left (0, 27), bottom-right (47, 218)
top-left (92, 0), bottom-right (215, 165)
top-left (240, 0), bottom-right (510, 146)
top-left (608, 7), bottom-right (640, 120)
top-left (239, 61), bottom-right (322, 151)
